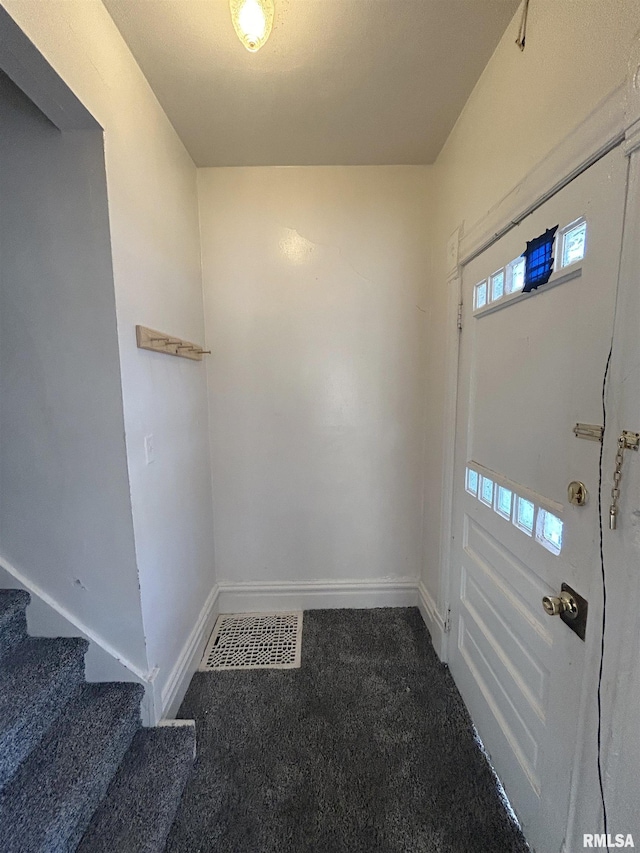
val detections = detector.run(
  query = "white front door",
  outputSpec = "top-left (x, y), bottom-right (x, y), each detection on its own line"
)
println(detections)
top-left (449, 148), bottom-right (628, 852)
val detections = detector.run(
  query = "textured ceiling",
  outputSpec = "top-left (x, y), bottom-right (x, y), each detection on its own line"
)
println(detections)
top-left (102, 0), bottom-right (519, 167)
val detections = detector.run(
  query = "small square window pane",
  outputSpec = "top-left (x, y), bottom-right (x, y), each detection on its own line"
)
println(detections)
top-left (506, 257), bottom-right (525, 294)
top-left (474, 281), bottom-right (488, 310)
top-left (562, 220), bottom-right (587, 267)
top-left (490, 270), bottom-right (505, 301)
top-left (495, 485), bottom-right (512, 520)
top-left (466, 468), bottom-right (479, 497)
top-left (479, 476), bottom-right (494, 507)
top-left (514, 496), bottom-right (535, 535)
top-left (536, 510), bottom-right (563, 555)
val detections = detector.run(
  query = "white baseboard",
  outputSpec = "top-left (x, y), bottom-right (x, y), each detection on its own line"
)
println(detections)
top-left (160, 583), bottom-right (220, 721)
top-left (216, 578), bottom-right (418, 613)
top-left (0, 559), bottom-right (442, 726)
top-left (0, 555), bottom-right (158, 723)
top-left (417, 582), bottom-right (448, 661)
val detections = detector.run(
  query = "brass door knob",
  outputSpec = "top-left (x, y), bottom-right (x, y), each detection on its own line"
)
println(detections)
top-left (542, 591), bottom-right (578, 620)
top-left (568, 481), bottom-right (588, 506)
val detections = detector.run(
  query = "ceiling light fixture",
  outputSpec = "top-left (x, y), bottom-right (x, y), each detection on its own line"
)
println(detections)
top-left (230, 0), bottom-right (274, 53)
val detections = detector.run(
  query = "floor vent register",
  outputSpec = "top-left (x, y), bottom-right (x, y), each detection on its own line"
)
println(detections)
top-left (200, 612), bottom-right (303, 671)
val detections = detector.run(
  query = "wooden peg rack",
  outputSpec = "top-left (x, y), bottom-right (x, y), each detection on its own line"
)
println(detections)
top-left (135, 325), bottom-right (210, 361)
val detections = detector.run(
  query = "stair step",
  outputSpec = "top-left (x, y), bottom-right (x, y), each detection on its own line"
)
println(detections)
top-left (0, 636), bottom-right (88, 791)
top-left (77, 724), bottom-right (196, 853)
top-left (0, 590), bottom-right (30, 659)
top-left (0, 681), bottom-right (144, 853)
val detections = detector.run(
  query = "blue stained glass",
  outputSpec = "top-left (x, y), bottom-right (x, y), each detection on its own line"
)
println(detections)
top-left (491, 271), bottom-right (505, 301)
top-left (516, 498), bottom-right (535, 534)
top-left (523, 225), bottom-right (559, 292)
top-left (480, 476), bottom-right (494, 506)
top-left (496, 486), bottom-right (512, 518)
top-left (466, 468), bottom-right (479, 496)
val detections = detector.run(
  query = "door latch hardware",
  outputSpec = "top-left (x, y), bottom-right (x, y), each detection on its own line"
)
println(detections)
top-left (567, 481), bottom-right (588, 506)
top-left (542, 591), bottom-right (578, 619)
top-left (573, 423), bottom-right (604, 442)
top-left (542, 583), bottom-right (588, 641)
top-left (609, 431), bottom-right (640, 530)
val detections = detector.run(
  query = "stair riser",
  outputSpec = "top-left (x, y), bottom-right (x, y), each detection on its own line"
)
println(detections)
top-left (0, 610), bottom-right (27, 661)
top-left (77, 726), bottom-right (196, 853)
top-left (60, 707), bottom-right (142, 853)
top-left (38, 714), bottom-right (140, 853)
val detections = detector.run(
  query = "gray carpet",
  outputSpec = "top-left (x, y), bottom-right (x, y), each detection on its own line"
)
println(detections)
top-left (0, 589), bottom-right (195, 853)
top-left (167, 607), bottom-right (529, 853)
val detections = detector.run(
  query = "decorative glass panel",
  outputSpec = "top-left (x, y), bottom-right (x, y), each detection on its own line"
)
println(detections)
top-left (495, 485), bottom-right (513, 520)
top-left (536, 510), bottom-right (563, 555)
top-left (562, 220), bottom-right (587, 267)
top-left (490, 270), bottom-right (505, 301)
top-left (474, 280), bottom-right (488, 310)
top-left (514, 496), bottom-right (535, 535)
top-left (479, 476), bottom-right (494, 507)
top-left (466, 468), bottom-right (479, 497)
top-left (506, 257), bottom-right (525, 294)
top-left (523, 225), bottom-right (559, 292)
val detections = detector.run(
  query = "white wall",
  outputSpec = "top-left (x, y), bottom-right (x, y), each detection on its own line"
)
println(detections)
top-left (0, 69), bottom-right (148, 671)
top-left (1, 0), bottom-right (216, 710)
top-left (198, 166), bottom-right (432, 589)
top-left (422, 0), bottom-right (640, 615)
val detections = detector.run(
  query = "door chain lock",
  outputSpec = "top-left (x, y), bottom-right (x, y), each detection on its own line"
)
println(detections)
top-left (609, 431), bottom-right (639, 530)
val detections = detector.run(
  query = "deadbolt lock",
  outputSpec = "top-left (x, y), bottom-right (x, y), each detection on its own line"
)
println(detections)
top-left (568, 481), bottom-right (588, 506)
top-left (542, 591), bottom-right (578, 619)
top-left (541, 582), bottom-right (588, 641)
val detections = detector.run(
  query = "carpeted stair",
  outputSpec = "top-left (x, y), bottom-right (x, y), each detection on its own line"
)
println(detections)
top-left (0, 589), bottom-right (195, 853)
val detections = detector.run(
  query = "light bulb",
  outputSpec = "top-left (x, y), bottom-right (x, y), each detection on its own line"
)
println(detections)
top-left (230, 0), bottom-right (274, 53)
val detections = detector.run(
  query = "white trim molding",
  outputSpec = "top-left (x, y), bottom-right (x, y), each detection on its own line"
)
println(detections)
top-left (0, 552), bottom-right (220, 726)
top-left (0, 553), bottom-right (159, 723)
top-left (417, 582), bottom-right (448, 660)
top-left (460, 83), bottom-right (627, 267)
top-left (624, 31), bottom-right (640, 156)
top-left (216, 578), bottom-right (418, 614)
top-left (160, 583), bottom-right (220, 720)
top-left (434, 225), bottom-right (464, 664)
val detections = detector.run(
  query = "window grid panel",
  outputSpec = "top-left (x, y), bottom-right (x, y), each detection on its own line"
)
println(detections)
top-left (479, 475), bottom-right (494, 507)
top-left (561, 219), bottom-right (587, 267)
top-left (490, 269), bottom-right (505, 302)
top-left (505, 257), bottom-right (525, 295)
top-left (473, 217), bottom-right (587, 314)
top-left (474, 280), bottom-right (488, 310)
top-left (514, 496), bottom-right (535, 536)
top-left (466, 467), bottom-right (479, 497)
top-left (536, 509), bottom-right (564, 555)
top-left (494, 485), bottom-right (513, 521)
top-left (465, 466), bottom-right (562, 553)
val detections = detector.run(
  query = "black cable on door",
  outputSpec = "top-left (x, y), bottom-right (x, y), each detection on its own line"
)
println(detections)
top-left (596, 345), bottom-right (612, 853)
